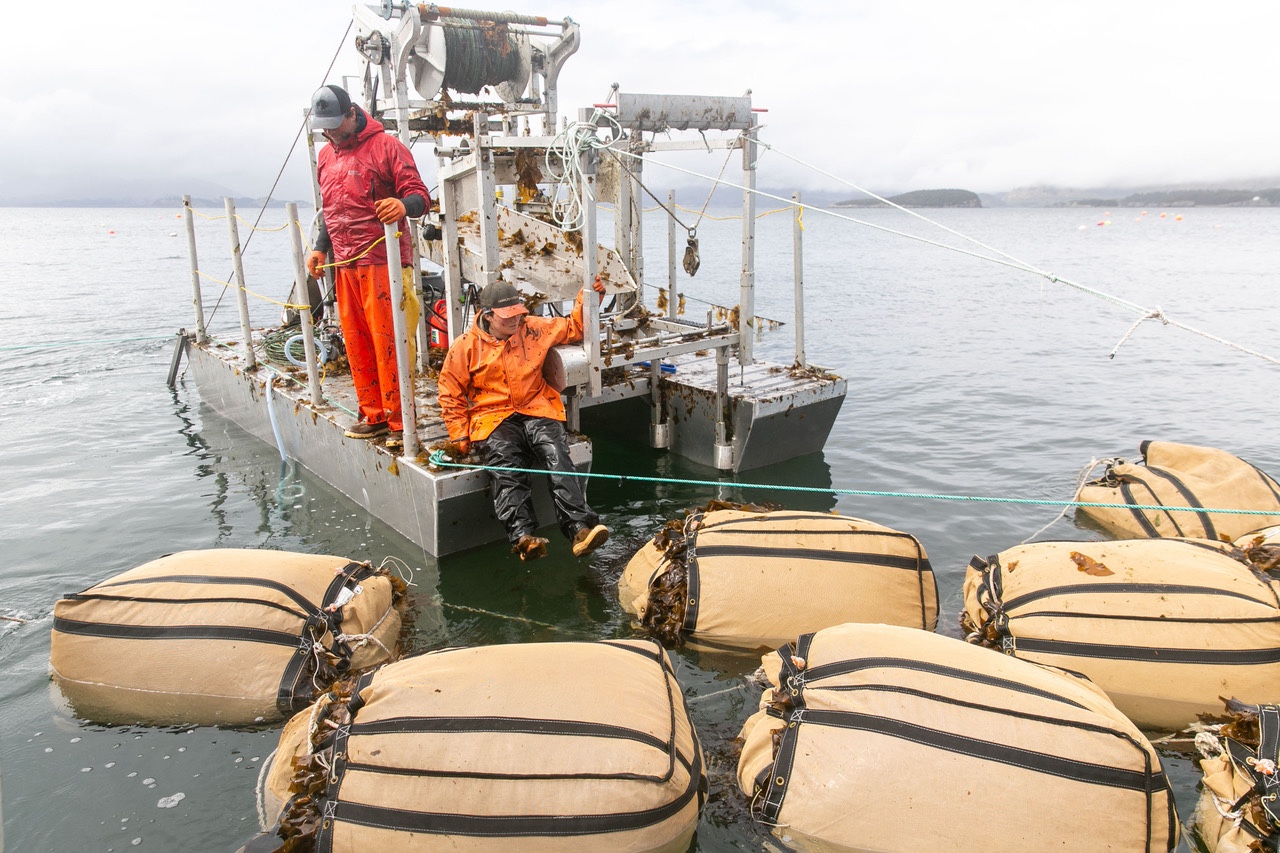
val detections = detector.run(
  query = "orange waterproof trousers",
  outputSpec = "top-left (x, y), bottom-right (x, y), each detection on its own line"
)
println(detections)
top-left (334, 265), bottom-right (420, 431)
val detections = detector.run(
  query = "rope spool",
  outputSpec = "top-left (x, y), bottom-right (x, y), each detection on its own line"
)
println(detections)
top-left (441, 20), bottom-right (522, 94)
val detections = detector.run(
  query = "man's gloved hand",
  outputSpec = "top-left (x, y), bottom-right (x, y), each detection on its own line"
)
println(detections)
top-left (456, 438), bottom-right (471, 456)
top-left (592, 273), bottom-right (606, 301)
top-left (307, 250), bottom-right (326, 278)
top-left (374, 197), bottom-right (407, 224)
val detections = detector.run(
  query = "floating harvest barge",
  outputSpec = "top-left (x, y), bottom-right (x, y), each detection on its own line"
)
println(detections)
top-left (176, 3), bottom-right (846, 556)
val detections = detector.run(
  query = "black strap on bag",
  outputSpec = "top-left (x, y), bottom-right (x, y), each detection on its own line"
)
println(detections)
top-left (756, 632), bottom-right (815, 824)
top-left (1223, 704), bottom-right (1280, 849)
top-left (681, 513), bottom-right (704, 634)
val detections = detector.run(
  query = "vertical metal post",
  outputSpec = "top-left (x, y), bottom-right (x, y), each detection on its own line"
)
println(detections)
top-left (667, 190), bottom-right (677, 319)
top-left (738, 117), bottom-right (758, 365)
top-left (475, 113), bottom-right (501, 290)
top-left (578, 108), bottom-right (601, 397)
top-left (649, 359), bottom-right (669, 448)
top-left (630, 130), bottom-right (645, 298)
top-left (304, 112), bottom-right (334, 311)
top-left (305, 112), bottom-right (323, 210)
top-left (713, 345), bottom-right (733, 470)
top-left (792, 191), bottom-right (806, 368)
top-left (439, 163), bottom-right (467, 343)
top-left (384, 222), bottom-right (419, 458)
top-left (614, 139), bottom-right (632, 294)
top-left (287, 203), bottom-right (324, 406)
top-left (565, 389), bottom-right (580, 433)
top-left (182, 195), bottom-right (208, 344)
top-left (224, 198), bottom-right (257, 369)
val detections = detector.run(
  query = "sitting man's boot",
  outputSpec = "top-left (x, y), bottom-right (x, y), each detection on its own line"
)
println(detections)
top-left (513, 534), bottom-right (549, 562)
top-left (571, 524), bottom-right (610, 558)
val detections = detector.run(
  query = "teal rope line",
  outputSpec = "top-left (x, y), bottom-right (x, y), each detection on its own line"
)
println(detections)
top-left (0, 335), bottom-right (174, 351)
top-left (427, 451), bottom-right (1280, 517)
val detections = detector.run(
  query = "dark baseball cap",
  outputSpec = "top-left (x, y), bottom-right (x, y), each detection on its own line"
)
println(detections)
top-left (480, 281), bottom-right (529, 319)
top-left (310, 85), bottom-right (352, 130)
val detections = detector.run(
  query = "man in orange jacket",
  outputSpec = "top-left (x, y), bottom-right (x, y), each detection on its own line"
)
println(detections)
top-left (438, 278), bottom-right (609, 561)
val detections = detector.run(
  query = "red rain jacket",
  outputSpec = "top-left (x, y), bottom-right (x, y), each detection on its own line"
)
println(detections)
top-left (438, 290), bottom-right (589, 443)
top-left (316, 110), bottom-right (429, 268)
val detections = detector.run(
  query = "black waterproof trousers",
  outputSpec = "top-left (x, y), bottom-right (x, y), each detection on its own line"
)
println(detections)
top-left (477, 413), bottom-right (599, 544)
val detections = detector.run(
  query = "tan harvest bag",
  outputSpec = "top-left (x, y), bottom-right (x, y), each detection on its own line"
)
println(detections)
top-left (737, 622), bottom-right (1179, 852)
top-left (50, 549), bottom-right (403, 726)
top-left (619, 509), bottom-right (937, 651)
top-left (1076, 440), bottom-right (1280, 540)
top-left (264, 639), bottom-right (705, 853)
top-left (1191, 705), bottom-right (1280, 852)
top-left (963, 538), bottom-right (1280, 730)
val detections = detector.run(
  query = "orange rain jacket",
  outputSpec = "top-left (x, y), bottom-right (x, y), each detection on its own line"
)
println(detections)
top-left (438, 289), bottom-right (588, 443)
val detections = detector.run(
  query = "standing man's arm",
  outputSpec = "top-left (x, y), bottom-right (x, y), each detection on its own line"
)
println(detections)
top-left (307, 219), bottom-right (333, 277)
top-left (374, 139), bottom-right (430, 224)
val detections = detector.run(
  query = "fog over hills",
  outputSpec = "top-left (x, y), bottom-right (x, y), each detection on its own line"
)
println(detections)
top-left (7, 177), bottom-right (1280, 210)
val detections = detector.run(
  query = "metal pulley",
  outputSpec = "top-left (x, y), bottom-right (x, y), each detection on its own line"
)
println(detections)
top-left (682, 230), bottom-right (701, 277)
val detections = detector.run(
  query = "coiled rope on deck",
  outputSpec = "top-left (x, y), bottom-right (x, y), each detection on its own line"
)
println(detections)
top-left (426, 450), bottom-right (1280, 518)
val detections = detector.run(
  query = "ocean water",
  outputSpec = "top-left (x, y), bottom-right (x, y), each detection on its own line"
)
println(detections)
top-left (2, 202), bottom-right (1278, 851)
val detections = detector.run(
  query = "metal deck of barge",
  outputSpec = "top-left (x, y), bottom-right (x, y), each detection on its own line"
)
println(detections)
top-left (174, 2), bottom-right (846, 556)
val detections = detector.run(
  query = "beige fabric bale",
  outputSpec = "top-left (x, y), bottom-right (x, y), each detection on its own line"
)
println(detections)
top-left (1192, 753), bottom-right (1261, 853)
top-left (267, 639), bottom-right (704, 853)
top-left (737, 622), bottom-right (1179, 852)
top-left (619, 509), bottom-right (937, 651)
top-left (50, 549), bottom-right (403, 726)
top-left (963, 538), bottom-right (1280, 730)
top-left (1189, 704), bottom-right (1280, 852)
top-left (1077, 440), bottom-right (1280, 540)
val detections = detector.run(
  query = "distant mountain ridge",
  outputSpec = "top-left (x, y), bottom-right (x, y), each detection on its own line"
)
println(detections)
top-left (983, 180), bottom-right (1280, 208)
top-left (829, 183), bottom-right (1280, 209)
top-left (833, 189), bottom-right (981, 209)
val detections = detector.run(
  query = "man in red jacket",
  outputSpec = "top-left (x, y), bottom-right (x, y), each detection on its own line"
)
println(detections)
top-left (306, 84), bottom-right (429, 450)
top-left (438, 278), bottom-right (610, 561)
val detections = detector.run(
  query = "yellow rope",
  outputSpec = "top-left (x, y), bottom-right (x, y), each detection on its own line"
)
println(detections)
top-left (188, 207), bottom-right (291, 233)
top-left (194, 269), bottom-right (310, 310)
top-left (294, 218), bottom-right (393, 271)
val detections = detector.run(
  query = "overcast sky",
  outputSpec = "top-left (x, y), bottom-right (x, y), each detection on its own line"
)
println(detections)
top-left (4, 1), bottom-right (1277, 204)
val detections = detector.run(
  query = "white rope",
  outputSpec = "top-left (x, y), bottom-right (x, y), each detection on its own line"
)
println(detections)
top-left (1109, 309), bottom-right (1167, 359)
top-left (1019, 456), bottom-right (1120, 544)
top-left (547, 108), bottom-right (625, 231)
top-left (377, 554), bottom-right (418, 589)
top-left (685, 682), bottom-right (748, 705)
top-left (610, 144), bottom-right (1280, 367)
top-left (336, 603), bottom-right (395, 657)
top-left (255, 746), bottom-right (279, 831)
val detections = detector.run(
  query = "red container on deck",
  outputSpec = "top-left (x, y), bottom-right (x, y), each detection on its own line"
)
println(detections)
top-left (429, 298), bottom-right (450, 348)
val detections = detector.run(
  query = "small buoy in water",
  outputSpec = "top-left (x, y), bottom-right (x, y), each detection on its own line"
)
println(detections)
top-left (108, 230), bottom-right (115, 235)
top-left (1160, 212), bottom-right (1168, 218)
top-left (1175, 214), bottom-right (1183, 221)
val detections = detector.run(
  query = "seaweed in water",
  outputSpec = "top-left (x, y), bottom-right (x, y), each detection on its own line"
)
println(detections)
top-left (639, 499), bottom-right (776, 648)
